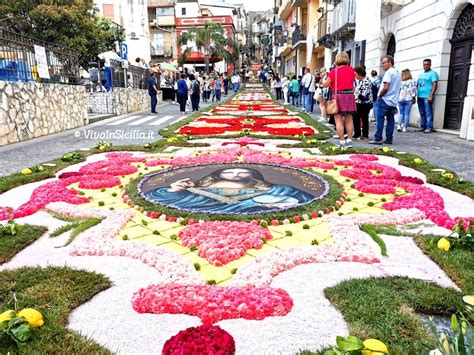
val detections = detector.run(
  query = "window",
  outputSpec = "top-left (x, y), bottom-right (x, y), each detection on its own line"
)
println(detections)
top-left (156, 7), bottom-right (174, 16)
top-left (181, 7), bottom-right (186, 15)
top-left (102, 4), bottom-right (114, 19)
top-left (155, 33), bottom-right (164, 55)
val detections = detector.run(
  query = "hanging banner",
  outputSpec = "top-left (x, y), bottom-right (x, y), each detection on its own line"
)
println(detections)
top-left (34, 45), bottom-right (50, 79)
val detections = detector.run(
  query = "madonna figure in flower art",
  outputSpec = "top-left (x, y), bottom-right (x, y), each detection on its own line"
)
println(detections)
top-left (144, 168), bottom-right (315, 214)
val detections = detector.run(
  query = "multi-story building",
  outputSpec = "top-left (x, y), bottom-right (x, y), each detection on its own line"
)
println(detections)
top-left (148, 0), bottom-right (178, 63)
top-left (94, 0), bottom-right (151, 63)
top-left (274, 0), bottom-right (325, 77)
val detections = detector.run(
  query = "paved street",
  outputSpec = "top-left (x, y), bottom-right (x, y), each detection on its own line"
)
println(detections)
top-left (1, 97), bottom-right (473, 181)
top-left (0, 99), bottom-right (214, 176)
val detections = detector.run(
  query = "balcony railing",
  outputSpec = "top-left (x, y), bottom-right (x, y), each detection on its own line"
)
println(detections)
top-left (317, 12), bottom-right (328, 41)
top-left (331, 0), bottom-right (356, 36)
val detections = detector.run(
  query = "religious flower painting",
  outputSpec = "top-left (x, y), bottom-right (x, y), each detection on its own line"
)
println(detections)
top-left (139, 163), bottom-right (329, 214)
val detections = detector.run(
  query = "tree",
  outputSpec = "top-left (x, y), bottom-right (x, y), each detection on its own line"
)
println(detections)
top-left (178, 21), bottom-right (238, 74)
top-left (0, 0), bottom-right (124, 68)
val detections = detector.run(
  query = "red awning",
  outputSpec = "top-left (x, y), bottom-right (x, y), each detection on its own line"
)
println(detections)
top-left (184, 51), bottom-right (223, 63)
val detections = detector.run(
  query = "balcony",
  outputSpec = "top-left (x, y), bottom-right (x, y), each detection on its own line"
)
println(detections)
top-left (150, 16), bottom-right (176, 27)
top-left (317, 11), bottom-right (335, 48)
top-left (278, 0), bottom-right (292, 20)
top-left (331, 0), bottom-right (356, 39)
top-left (291, 25), bottom-right (306, 47)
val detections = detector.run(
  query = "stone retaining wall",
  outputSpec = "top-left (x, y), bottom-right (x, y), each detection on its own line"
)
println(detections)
top-left (0, 81), bottom-right (86, 147)
top-left (114, 88), bottom-right (161, 116)
top-left (87, 89), bottom-right (162, 116)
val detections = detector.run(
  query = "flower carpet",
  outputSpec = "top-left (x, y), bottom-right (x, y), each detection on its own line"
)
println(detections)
top-left (0, 85), bottom-right (473, 353)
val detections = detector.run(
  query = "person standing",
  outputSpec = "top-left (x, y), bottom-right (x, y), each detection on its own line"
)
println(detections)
top-left (321, 52), bottom-right (356, 148)
top-left (273, 75), bottom-right (282, 101)
top-left (369, 55), bottom-right (402, 145)
top-left (353, 66), bottom-right (373, 140)
top-left (318, 68), bottom-right (329, 120)
top-left (416, 58), bottom-right (439, 133)
top-left (290, 75), bottom-right (300, 107)
top-left (189, 73), bottom-right (201, 112)
top-left (177, 73), bottom-right (188, 115)
top-left (98, 47), bottom-right (120, 91)
top-left (397, 69), bottom-right (417, 132)
top-left (369, 70), bottom-right (382, 121)
top-left (148, 71), bottom-right (159, 114)
top-left (215, 76), bottom-right (222, 102)
top-left (282, 76), bottom-right (290, 104)
top-left (301, 68), bottom-right (314, 113)
top-left (223, 74), bottom-right (229, 96)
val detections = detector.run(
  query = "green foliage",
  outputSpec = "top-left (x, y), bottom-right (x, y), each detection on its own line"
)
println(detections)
top-left (0, 225), bottom-right (47, 264)
top-left (447, 219), bottom-right (474, 250)
top-left (178, 21), bottom-right (233, 73)
top-left (50, 218), bottom-right (102, 247)
top-left (360, 225), bottom-right (388, 256)
top-left (0, 1), bottom-right (124, 68)
top-left (324, 277), bottom-right (466, 353)
top-left (0, 315), bottom-right (33, 348)
top-left (0, 266), bottom-right (111, 353)
top-left (415, 236), bottom-right (474, 293)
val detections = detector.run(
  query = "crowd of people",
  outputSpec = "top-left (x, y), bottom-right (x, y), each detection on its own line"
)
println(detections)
top-left (266, 53), bottom-right (438, 148)
top-left (148, 70), bottom-right (243, 115)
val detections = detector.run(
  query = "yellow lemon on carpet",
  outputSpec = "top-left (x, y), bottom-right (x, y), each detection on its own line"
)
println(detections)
top-left (0, 310), bottom-right (16, 323)
top-left (413, 158), bottom-right (423, 164)
top-left (17, 308), bottom-right (44, 328)
top-left (363, 339), bottom-right (388, 353)
top-left (98, 145), bottom-right (106, 151)
top-left (463, 295), bottom-right (474, 306)
top-left (437, 237), bottom-right (451, 251)
top-left (382, 147), bottom-right (390, 152)
top-left (21, 168), bottom-right (32, 175)
top-left (442, 172), bottom-right (454, 179)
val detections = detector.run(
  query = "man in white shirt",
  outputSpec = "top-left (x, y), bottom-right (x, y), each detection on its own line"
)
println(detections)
top-left (301, 68), bottom-right (314, 113)
top-left (369, 55), bottom-right (402, 145)
top-left (98, 47), bottom-right (120, 91)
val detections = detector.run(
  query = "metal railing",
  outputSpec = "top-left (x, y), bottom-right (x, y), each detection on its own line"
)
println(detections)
top-left (110, 59), bottom-right (149, 89)
top-left (291, 25), bottom-right (306, 45)
top-left (0, 28), bottom-right (80, 84)
top-left (318, 12), bottom-right (328, 41)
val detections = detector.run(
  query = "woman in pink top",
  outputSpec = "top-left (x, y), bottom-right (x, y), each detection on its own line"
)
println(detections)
top-left (321, 52), bottom-right (356, 148)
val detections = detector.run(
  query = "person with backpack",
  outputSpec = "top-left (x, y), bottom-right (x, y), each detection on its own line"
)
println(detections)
top-left (189, 73), bottom-right (201, 112)
top-left (176, 73), bottom-right (188, 115)
top-left (353, 66), bottom-right (373, 140)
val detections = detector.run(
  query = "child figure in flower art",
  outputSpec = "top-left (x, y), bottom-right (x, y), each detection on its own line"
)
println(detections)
top-left (144, 168), bottom-right (315, 214)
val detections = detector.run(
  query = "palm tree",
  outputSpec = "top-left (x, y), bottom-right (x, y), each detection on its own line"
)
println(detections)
top-left (178, 21), bottom-right (238, 74)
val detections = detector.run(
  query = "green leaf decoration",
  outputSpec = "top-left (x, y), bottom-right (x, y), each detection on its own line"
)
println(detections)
top-left (336, 335), bottom-right (364, 351)
top-left (451, 314), bottom-right (458, 332)
top-left (11, 323), bottom-right (32, 344)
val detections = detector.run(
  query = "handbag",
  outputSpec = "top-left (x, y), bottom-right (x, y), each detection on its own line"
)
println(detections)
top-left (314, 87), bottom-right (322, 101)
top-left (326, 93), bottom-right (338, 115)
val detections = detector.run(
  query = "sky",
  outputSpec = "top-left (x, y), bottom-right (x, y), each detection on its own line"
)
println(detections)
top-left (225, 0), bottom-right (274, 12)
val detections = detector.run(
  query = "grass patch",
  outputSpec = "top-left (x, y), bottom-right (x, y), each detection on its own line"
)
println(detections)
top-left (324, 276), bottom-right (466, 354)
top-left (125, 170), bottom-right (343, 222)
top-left (0, 266), bottom-right (111, 353)
top-left (49, 218), bottom-right (102, 247)
top-left (414, 236), bottom-right (474, 293)
top-left (0, 225), bottom-right (47, 264)
top-left (360, 224), bottom-right (388, 256)
top-left (320, 147), bottom-right (473, 198)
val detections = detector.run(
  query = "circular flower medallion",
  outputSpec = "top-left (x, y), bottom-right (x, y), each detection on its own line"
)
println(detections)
top-left (138, 163), bottom-right (329, 215)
